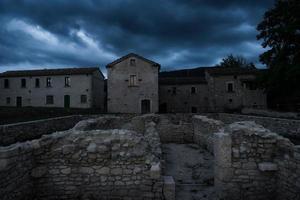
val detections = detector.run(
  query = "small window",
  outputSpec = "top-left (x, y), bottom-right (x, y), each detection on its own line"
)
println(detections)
top-left (227, 82), bottom-right (234, 92)
top-left (46, 95), bottom-right (54, 104)
top-left (172, 87), bottom-right (176, 95)
top-left (4, 79), bottom-right (9, 88)
top-left (229, 98), bottom-right (233, 103)
top-left (130, 59), bottom-right (136, 66)
top-left (6, 97), bottom-right (10, 105)
top-left (35, 78), bottom-right (40, 88)
top-left (129, 75), bottom-right (137, 86)
top-left (21, 79), bottom-right (26, 88)
top-left (191, 106), bottom-right (197, 113)
top-left (81, 95), bottom-right (87, 103)
top-left (46, 77), bottom-right (52, 87)
top-left (65, 77), bottom-right (70, 87)
top-left (191, 87), bottom-right (196, 94)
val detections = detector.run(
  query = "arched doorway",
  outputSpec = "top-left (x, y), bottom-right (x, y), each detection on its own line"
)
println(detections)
top-left (141, 99), bottom-right (151, 114)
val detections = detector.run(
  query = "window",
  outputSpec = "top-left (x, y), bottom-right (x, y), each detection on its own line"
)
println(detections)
top-left (46, 77), bottom-right (52, 87)
top-left (6, 97), bottom-right (10, 105)
top-left (65, 77), bottom-right (70, 87)
top-left (229, 98), bottom-right (233, 103)
top-left (4, 79), bottom-right (9, 88)
top-left (35, 78), bottom-right (40, 88)
top-left (21, 79), bottom-right (26, 88)
top-left (129, 75), bottom-right (137, 86)
top-left (81, 95), bottom-right (87, 103)
top-left (172, 87), bottom-right (176, 95)
top-left (191, 87), bottom-right (196, 94)
top-left (130, 59), bottom-right (136, 66)
top-left (191, 106), bottom-right (197, 113)
top-left (46, 95), bottom-right (54, 104)
top-left (227, 82), bottom-right (234, 92)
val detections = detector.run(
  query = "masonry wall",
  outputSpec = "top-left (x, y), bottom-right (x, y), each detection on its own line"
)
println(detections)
top-left (0, 115), bottom-right (84, 146)
top-left (0, 115), bottom-right (165, 200)
top-left (107, 55), bottom-right (159, 113)
top-left (206, 73), bottom-right (266, 112)
top-left (0, 142), bottom-right (35, 200)
top-left (156, 114), bottom-right (194, 143)
top-left (0, 74), bottom-right (98, 108)
top-left (159, 83), bottom-right (209, 113)
top-left (193, 115), bottom-right (224, 153)
top-left (217, 113), bottom-right (300, 142)
top-left (214, 121), bottom-right (300, 200)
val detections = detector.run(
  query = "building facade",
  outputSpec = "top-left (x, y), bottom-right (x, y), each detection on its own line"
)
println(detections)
top-left (106, 53), bottom-right (160, 113)
top-left (0, 67), bottom-right (105, 110)
top-left (159, 67), bottom-right (267, 113)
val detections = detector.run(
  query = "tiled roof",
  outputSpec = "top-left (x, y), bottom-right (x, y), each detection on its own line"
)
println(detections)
top-left (0, 67), bottom-right (101, 78)
top-left (106, 53), bottom-right (160, 69)
top-left (159, 77), bottom-right (207, 85)
top-left (159, 67), bottom-right (211, 78)
top-left (206, 67), bottom-right (261, 76)
top-left (159, 67), bottom-right (211, 85)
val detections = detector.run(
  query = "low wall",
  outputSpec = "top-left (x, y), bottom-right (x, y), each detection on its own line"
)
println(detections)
top-left (193, 115), bottom-right (224, 153)
top-left (242, 108), bottom-right (300, 119)
top-left (217, 113), bottom-right (300, 142)
top-left (214, 121), bottom-right (300, 200)
top-left (0, 115), bottom-right (164, 200)
top-left (0, 115), bottom-right (84, 146)
top-left (157, 114), bottom-right (194, 143)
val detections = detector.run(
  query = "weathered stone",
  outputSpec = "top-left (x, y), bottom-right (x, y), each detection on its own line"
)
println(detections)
top-left (31, 166), bottom-right (47, 178)
top-left (150, 163), bottom-right (161, 179)
top-left (87, 143), bottom-right (97, 153)
top-left (258, 162), bottom-right (278, 172)
top-left (163, 176), bottom-right (175, 200)
top-left (96, 167), bottom-right (110, 175)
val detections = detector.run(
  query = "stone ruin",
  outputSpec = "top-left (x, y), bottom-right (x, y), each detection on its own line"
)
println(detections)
top-left (0, 113), bottom-right (299, 200)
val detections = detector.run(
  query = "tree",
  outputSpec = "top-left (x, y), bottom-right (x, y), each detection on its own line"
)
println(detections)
top-left (257, 0), bottom-right (300, 110)
top-left (217, 54), bottom-right (255, 68)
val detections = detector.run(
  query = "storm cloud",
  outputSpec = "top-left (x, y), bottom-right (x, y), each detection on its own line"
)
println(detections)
top-left (0, 0), bottom-right (275, 73)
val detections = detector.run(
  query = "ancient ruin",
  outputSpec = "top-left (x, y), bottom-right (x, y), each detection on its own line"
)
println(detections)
top-left (0, 113), bottom-right (300, 200)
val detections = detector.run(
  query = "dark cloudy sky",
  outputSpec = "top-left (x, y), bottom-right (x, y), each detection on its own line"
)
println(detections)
top-left (0, 0), bottom-right (275, 74)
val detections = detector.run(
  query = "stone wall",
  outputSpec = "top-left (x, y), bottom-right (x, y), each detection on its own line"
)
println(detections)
top-left (156, 114), bottom-right (194, 143)
top-left (214, 121), bottom-right (300, 200)
top-left (193, 115), bottom-right (224, 153)
top-left (0, 115), bottom-right (165, 200)
top-left (0, 115), bottom-right (84, 146)
top-left (0, 142), bottom-right (36, 200)
top-left (242, 108), bottom-right (300, 119)
top-left (217, 113), bottom-right (300, 143)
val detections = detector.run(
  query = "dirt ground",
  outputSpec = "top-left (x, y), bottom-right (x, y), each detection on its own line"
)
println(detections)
top-left (162, 143), bottom-right (216, 200)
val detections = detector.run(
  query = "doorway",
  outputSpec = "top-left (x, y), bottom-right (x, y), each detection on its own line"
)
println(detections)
top-left (16, 96), bottom-right (22, 107)
top-left (64, 95), bottom-right (70, 108)
top-left (141, 99), bottom-right (151, 114)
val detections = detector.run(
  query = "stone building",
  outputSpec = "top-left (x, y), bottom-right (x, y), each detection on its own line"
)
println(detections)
top-left (159, 66), bottom-right (266, 113)
top-left (0, 67), bottom-right (105, 110)
top-left (106, 53), bottom-right (160, 113)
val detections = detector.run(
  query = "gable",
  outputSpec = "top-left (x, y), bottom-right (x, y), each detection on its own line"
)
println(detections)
top-left (106, 53), bottom-right (160, 70)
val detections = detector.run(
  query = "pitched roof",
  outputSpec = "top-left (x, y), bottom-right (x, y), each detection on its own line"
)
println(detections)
top-left (106, 53), bottom-right (161, 69)
top-left (159, 77), bottom-right (207, 85)
top-left (0, 67), bottom-right (102, 78)
top-left (159, 67), bottom-right (211, 85)
top-left (206, 67), bottom-right (260, 76)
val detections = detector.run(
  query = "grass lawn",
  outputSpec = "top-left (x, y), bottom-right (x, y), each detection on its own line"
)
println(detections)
top-left (0, 107), bottom-right (102, 125)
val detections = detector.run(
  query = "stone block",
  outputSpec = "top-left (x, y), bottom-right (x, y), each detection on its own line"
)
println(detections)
top-left (31, 166), bottom-right (47, 178)
top-left (150, 163), bottom-right (161, 179)
top-left (258, 162), bottom-right (278, 172)
top-left (163, 176), bottom-right (175, 200)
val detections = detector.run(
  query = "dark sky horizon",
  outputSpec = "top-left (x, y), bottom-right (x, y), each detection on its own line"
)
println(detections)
top-left (0, 0), bottom-right (275, 74)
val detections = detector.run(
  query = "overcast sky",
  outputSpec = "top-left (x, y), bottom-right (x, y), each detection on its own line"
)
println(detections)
top-left (0, 0), bottom-right (275, 73)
